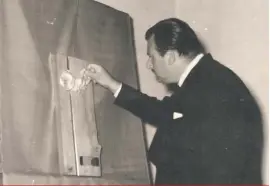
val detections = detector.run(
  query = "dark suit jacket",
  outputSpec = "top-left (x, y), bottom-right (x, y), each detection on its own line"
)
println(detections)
top-left (114, 54), bottom-right (263, 184)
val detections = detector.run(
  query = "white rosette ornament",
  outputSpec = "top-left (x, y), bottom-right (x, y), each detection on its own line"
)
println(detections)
top-left (59, 68), bottom-right (91, 92)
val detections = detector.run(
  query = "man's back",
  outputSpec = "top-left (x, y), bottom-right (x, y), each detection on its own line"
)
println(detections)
top-left (142, 54), bottom-right (263, 184)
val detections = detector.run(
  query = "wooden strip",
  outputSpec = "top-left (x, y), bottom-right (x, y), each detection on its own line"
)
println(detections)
top-left (0, 0), bottom-right (4, 174)
top-left (68, 56), bottom-right (101, 177)
top-left (51, 1), bottom-right (78, 176)
top-left (48, 53), bottom-right (77, 176)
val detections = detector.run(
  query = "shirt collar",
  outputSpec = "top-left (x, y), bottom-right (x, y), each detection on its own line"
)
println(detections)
top-left (178, 53), bottom-right (204, 87)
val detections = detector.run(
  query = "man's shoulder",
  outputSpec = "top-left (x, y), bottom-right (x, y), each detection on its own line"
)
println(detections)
top-left (185, 54), bottom-right (253, 101)
top-left (201, 55), bottom-right (248, 89)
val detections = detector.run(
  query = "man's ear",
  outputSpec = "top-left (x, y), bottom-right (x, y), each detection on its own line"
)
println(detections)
top-left (164, 50), bottom-right (176, 65)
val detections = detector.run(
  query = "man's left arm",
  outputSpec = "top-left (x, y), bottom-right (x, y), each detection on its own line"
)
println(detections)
top-left (84, 64), bottom-right (186, 128)
top-left (113, 83), bottom-right (184, 127)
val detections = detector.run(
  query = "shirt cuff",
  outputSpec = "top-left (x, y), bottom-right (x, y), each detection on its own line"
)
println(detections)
top-left (113, 83), bottom-right (122, 97)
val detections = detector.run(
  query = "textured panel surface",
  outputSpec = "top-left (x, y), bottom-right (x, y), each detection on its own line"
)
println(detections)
top-left (0, 0), bottom-right (150, 184)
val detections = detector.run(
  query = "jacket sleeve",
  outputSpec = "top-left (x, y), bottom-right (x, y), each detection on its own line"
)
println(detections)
top-left (113, 83), bottom-right (182, 127)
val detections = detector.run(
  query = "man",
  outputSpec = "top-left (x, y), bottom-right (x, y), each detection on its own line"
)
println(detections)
top-left (85, 18), bottom-right (263, 184)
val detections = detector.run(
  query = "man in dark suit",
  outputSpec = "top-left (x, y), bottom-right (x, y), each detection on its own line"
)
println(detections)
top-left (85, 18), bottom-right (264, 184)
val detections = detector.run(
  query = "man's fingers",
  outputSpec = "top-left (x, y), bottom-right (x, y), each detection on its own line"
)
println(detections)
top-left (86, 64), bottom-right (96, 73)
top-left (84, 64), bottom-right (104, 85)
top-left (87, 64), bottom-right (100, 71)
top-left (84, 66), bottom-right (96, 75)
top-left (90, 67), bottom-right (96, 73)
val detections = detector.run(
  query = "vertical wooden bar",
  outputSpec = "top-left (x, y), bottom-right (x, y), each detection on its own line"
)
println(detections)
top-left (49, 53), bottom-right (77, 176)
top-left (50, 0), bottom-right (78, 176)
top-left (68, 56), bottom-right (101, 177)
top-left (0, 0), bottom-right (4, 174)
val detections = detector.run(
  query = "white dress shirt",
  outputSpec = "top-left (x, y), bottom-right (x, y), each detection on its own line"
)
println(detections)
top-left (114, 53), bottom-right (204, 97)
top-left (177, 53), bottom-right (204, 87)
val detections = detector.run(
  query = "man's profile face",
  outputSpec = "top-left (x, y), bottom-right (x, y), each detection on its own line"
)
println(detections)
top-left (146, 35), bottom-right (171, 83)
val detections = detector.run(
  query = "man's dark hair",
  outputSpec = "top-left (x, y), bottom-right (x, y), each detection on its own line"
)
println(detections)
top-left (145, 18), bottom-right (205, 57)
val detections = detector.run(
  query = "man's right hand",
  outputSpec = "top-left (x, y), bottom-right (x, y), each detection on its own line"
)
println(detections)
top-left (84, 64), bottom-right (121, 94)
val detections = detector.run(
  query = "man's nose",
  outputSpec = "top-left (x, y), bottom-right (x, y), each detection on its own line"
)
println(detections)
top-left (146, 59), bottom-right (153, 69)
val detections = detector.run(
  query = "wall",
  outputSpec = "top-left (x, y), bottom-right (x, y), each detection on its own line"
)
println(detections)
top-left (93, 0), bottom-right (175, 181)
top-left (175, 0), bottom-right (269, 184)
